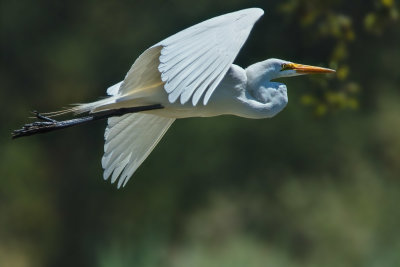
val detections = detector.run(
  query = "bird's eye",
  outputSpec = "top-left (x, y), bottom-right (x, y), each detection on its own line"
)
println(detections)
top-left (281, 64), bottom-right (287, 71)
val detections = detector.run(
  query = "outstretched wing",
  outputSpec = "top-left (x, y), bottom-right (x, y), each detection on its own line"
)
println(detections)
top-left (102, 113), bottom-right (174, 188)
top-left (156, 8), bottom-right (264, 105)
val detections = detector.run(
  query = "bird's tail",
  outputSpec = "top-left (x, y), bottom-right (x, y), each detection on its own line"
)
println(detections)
top-left (40, 96), bottom-right (119, 117)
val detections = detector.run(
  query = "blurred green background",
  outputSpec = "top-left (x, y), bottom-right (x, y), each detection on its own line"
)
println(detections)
top-left (1, 0), bottom-right (400, 266)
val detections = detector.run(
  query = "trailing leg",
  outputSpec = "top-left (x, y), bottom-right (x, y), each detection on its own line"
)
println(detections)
top-left (12, 104), bottom-right (163, 139)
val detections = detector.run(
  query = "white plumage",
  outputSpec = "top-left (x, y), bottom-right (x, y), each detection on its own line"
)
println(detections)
top-left (14, 8), bottom-right (335, 187)
top-left (98, 8), bottom-right (266, 187)
top-left (102, 113), bottom-right (174, 188)
top-left (156, 8), bottom-right (264, 105)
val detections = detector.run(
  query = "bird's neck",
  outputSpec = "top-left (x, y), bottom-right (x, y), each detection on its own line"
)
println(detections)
top-left (245, 60), bottom-right (275, 90)
top-left (209, 63), bottom-right (288, 119)
top-left (232, 62), bottom-right (288, 119)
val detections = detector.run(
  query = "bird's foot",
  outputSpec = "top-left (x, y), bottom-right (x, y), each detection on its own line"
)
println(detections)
top-left (32, 111), bottom-right (58, 123)
top-left (12, 111), bottom-right (59, 139)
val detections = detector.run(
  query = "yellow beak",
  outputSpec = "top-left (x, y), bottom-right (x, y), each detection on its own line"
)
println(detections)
top-left (284, 63), bottom-right (336, 74)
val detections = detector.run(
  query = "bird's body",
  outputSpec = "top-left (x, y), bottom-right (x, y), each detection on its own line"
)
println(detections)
top-left (14, 8), bottom-right (335, 188)
top-left (104, 63), bottom-right (288, 119)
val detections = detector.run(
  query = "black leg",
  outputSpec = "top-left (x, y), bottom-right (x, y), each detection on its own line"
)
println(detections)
top-left (12, 104), bottom-right (164, 139)
top-left (33, 111), bottom-right (57, 123)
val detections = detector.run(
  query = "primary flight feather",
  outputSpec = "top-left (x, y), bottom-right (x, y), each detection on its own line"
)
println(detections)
top-left (13, 8), bottom-right (335, 188)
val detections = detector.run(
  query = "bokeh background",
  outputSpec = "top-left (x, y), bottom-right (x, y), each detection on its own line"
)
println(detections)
top-left (1, 0), bottom-right (400, 266)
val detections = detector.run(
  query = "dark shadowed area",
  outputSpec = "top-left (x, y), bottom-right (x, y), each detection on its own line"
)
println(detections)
top-left (1, 0), bottom-right (399, 266)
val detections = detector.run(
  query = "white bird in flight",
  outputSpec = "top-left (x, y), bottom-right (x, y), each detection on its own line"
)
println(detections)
top-left (13, 8), bottom-right (335, 188)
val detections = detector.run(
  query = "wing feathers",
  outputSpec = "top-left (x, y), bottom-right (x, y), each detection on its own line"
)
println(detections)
top-left (180, 54), bottom-right (220, 104)
top-left (157, 8), bottom-right (264, 105)
top-left (102, 113), bottom-right (174, 188)
top-left (98, 9), bottom-right (263, 187)
top-left (163, 43), bottom-right (210, 94)
top-left (167, 48), bottom-right (215, 103)
top-left (192, 55), bottom-right (231, 105)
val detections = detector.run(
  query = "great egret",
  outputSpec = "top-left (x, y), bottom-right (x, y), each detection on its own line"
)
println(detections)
top-left (13, 8), bottom-right (335, 188)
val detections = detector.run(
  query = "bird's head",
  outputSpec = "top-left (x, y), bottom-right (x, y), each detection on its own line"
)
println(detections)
top-left (246, 58), bottom-right (335, 85)
top-left (266, 58), bottom-right (336, 79)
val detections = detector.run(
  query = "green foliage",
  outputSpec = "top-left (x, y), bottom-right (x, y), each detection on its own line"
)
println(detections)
top-left (1, 1), bottom-right (400, 267)
top-left (280, 0), bottom-right (398, 116)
